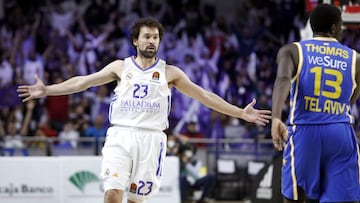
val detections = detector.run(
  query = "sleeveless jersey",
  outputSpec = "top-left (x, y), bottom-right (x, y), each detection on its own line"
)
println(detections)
top-left (108, 57), bottom-right (171, 131)
top-left (288, 37), bottom-right (357, 125)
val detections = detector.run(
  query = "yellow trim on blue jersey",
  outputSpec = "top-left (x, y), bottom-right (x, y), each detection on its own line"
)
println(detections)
top-left (347, 50), bottom-right (357, 124)
top-left (291, 43), bottom-right (303, 83)
top-left (351, 50), bottom-right (357, 98)
top-left (289, 43), bottom-right (303, 125)
top-left (346, 106), bottom-right (354, 124)
top-left (289, 130), bottom-right (298, 200)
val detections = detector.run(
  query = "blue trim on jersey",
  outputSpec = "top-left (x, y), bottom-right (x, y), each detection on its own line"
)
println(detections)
top-left (109, 94), bottom-right (118, 123)
top-left (131, 56), bottom-right (160, 72)
top-left (156, 142), bottom-right (164, 176)
top-left (167, 95), bottom-right (171, 116)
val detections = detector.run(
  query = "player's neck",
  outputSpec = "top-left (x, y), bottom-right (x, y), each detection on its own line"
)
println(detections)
top-left (133, 55), bottom-right (157, 69)
top-left (313, 32), bottom-right (334, 38)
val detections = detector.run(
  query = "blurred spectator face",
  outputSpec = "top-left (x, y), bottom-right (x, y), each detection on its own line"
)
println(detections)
top-left (167, 136), bottom-right (178, 151)
top-left (166, 134), bottom-right (180, 156)
top-left (53, 72), bottom-right (64, 84)
top-left (184, 54), bottom-right (194, 64)
top-left (94, 115), bottom-right (104, 127)
top-left (7, 122), bottom-right (17, 136)
top-left (184, 149), bottom-right (193, 158)
top-left (89, 26), bottom-right (101, 37)
top-left (54, 3), bottom-right (65, 14)
top-left (1, 107), bottom-right (10, 117)
top-left (28, 49), bottom-right (37, 61)
top-left (63, 122), bottom-right (73, 132)
top-left (75, 105), bottom-right (84, 115)
top-left (186, 122), bottom-right (197, 133)
top-left (97, 86), bottom-right (108, 97)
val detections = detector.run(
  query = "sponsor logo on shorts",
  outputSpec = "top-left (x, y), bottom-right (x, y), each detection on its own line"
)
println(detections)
top-left (129, 183), bottom-right (137, 193)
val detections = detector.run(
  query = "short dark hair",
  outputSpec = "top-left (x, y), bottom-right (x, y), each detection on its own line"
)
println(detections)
top-left (130, 17), bottom-right (164, 50)
top-left (310, 4), bottom-right (341, 33)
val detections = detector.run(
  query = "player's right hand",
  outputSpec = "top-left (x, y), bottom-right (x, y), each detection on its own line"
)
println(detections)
top-left (271, 117), bottom-right (288, 151)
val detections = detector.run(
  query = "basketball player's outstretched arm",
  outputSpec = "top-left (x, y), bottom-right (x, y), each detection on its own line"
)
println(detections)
top-left (17, 60), bottom-right (123, 102)
top-left (166, 65), bottom-right (271, 126)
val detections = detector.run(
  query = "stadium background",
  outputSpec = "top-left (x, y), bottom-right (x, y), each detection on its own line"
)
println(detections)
top-left (0, 0), bottom-right (359, 202)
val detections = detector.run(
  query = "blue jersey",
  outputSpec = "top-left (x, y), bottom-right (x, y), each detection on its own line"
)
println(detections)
top-left (288, 37), bottom-right (357, 125)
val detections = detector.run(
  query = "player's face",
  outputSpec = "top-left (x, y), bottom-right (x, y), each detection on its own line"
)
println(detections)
top-left (134, 26), bottom-right (160, 58)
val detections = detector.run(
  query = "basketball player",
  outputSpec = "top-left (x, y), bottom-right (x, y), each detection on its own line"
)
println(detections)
top-left (272, 4), bottom-right (360, 203)
top-left (17, 17), bottom-right (271, 203)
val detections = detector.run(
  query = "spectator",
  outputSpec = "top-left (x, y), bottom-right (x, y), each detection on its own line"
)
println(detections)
top-left (182, 121), bottom-right (205, 148)
top-left (164, 128), bottom-right (188, 156)
top-left (84, 114), bottom-right (107, 139)
top-left (44, 74), bottom-right (70, 132)
top-left (179, 143), bottom-right (215, 203)
top-left (69, 102), bottom-right (90, 135)
top-left (46, 0), bottom-right (76, 37)
top-left (0, 49), bottom-right (13, 87)
top-left (56, 120), bottom-right (79, 149)
top-left (83, 114), bottom-right (107, 154)
top-left (22, 48), bottom-right (44, 85)
top-left (1, 101), bottom-right (35, 156)
top-left (86, 85), bottom-right (111, 127)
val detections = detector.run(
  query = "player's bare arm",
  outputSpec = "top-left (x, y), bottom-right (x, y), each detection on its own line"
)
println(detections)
top-left (17, 60), bottom-right (124, 102)
top-left (350, 52), bottom-right (360, 104)
top-left (271, 43), bottom-right (298, 150)
top-left (166, 65), bottom-right (271, 126)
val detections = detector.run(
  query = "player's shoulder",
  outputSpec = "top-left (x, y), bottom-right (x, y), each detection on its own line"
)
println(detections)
top-left (101, 60), bottom-right (125, 75)
top-left (112, 59), bottom-right (125, 64)
top-left (277, 43), bottom-right (298, 59)
top-left (106, 59), bottom-right (125, 68)
top-left (165, 64), bottom-right (185, 82)
top-left (279, 43), bottom-right (298, 53)
top-left (165, 64), bottom-right (181, 73)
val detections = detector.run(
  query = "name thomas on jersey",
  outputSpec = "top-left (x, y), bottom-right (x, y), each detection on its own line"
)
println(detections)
top-left (302, 43), bottom-right (350, 115)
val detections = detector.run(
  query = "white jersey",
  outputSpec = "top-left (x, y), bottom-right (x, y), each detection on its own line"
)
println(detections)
top-left (109, 57), bottom-right (171, 131)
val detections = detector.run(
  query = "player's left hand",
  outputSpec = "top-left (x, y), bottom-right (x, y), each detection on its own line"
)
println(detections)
top-left (242, 98), bottom-right (272, 126)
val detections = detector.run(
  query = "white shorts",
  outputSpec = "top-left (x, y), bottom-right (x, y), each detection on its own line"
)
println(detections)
top-left (100, 126), bottom-right (167, 202)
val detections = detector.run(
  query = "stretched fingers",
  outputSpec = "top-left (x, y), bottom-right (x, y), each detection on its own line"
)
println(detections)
top-left (19, 93), bottom-right (30, 98)
top-left (256, 111), bottom-right (272, 125)
top-left (258, 109), bottom-right (271, 114)
top-left (22, 97), bottom-right (32, 102)
top-left (257, 116), bottom-right (270, 124)
top-left (256, 119), bottom-right (267, 126)
top-left (259, 114), bottom-right (272, 120)
top-left (17, 87), bottom-right (29, 93)
top-left (17, 86), bottom-right (31, 102)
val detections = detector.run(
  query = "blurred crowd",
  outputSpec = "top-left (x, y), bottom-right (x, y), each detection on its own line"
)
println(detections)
top-left (0, 0), bottom-right (360, 154)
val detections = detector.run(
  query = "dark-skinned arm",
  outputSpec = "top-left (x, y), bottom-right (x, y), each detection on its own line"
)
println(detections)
top-left (350, 52), bottom-right (360, 105)
top-left (271, 43), bottom-right (298, 150)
